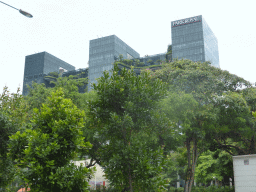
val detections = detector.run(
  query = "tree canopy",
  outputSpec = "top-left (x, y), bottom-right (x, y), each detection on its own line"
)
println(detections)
top-left (9, 89), bottom-right (93, 192)
top-left (152, 59), bottom-right (251, 192)
top-left (86, 62), bottom-right (172, 191)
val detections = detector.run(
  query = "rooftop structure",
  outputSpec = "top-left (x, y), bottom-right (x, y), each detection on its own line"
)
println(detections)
top-left (88, 35), bottom-right (140, 91)
top-left (171, 15), bottom-right (219, 68)
top-left (22, 16), bottom-right (219, 94)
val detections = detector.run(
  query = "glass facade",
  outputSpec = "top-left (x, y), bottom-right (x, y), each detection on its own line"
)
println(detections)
top-left (202, 17), bottom-right (219, 68)
top-left (22, 15), bottom-right (219, 95)
top-left (171, 15), bottom-right (219, 68)
top-left (88, 35), bottom-right (140, 91)
top-left (22, 52), bottom-right (75, 95)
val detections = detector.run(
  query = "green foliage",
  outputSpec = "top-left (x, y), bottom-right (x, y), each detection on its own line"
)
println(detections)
top-left (147, 59), bottom-right (154, 65)
top-left (204, 88), bottom-right (256, 158)
top-left (241, 87), bottom-right (256, 112)
top-left (88, 62), bottom-right (170, 191)
top-left (0, 86), bottom-right (28, 126)
top-left (115, 54), bottom-right (146, 68)
top-left (0, 87), bottom-right (28, 188)
top-left (156, 59), bottom-right (164, 65)
top-left (26, 75), bottom-right (89, 111)
top-left (168, 187), bottom-right (184, 192)
top-left (0, 113), bottom-right (16, 189)
top-left (152, 59), bottom-right (250, 192)
top-left (25, 78), bottom-right (98, 168)
top-left (118, 54), bottom-right (124, 61)
top-left (48, 71), bottom-right (59, 78)
top-left (117, 61), bottom-right (161, 71)
top-left (51, 75), bottom-right (88, 106)
top-left (26, 83), bottom-right (52, 112)
top-left (211, 91), bottom-right (253, 155)
top-left (163, 148), bottom-right (187, 190)
top-left (153, 59), bottom-right (250, 99)
top-left (166, 45), bottom-right (172, 62)
top-left (89, 186), bottom-right (118, 192)
top-left (9, 88), bottom-right (93, 192)
top-left (159, 90), bottom-right (198, 127)
top-left (191, 186), bottom-right (234, 192)
top-left (195, 150), bottom-right (223, 184)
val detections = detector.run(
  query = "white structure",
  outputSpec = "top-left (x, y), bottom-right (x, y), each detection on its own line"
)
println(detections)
top-left (73, 160), bottom-right (109, 190)
top-left (233, 154), bottom-right (256, 192)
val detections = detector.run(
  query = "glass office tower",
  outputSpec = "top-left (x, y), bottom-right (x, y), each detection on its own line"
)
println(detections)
top-left (171, 15), bottom-right (219, 68)
top-left (88, 35), bottom-right (140, 91)
top-left (22, 52), bottom-right (75, 95)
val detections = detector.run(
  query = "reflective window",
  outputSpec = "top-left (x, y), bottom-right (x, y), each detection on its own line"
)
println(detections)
top-left (172, 16), bottom-right (219, 67)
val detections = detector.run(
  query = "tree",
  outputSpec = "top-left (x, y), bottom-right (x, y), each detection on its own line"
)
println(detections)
top-left (25, 75), bottom-right (99, 168)
top-left (152, 59), bottom-right (250, 192)
top-left (195, 150), bottom-right (233, 186)
top-left (0, 112), bottom-right (16, 189)
top-left (165, 45), bottom-right (172, 62)
top-left (209, 89), bottom-right (256, 157)
top-left (159, 90), bottom-right (203, 190)
top-left (147, 59), bottom-right (154, 65)
top-left (87, 62), bottom-right (171, 191)
top-left (25, 74), bottom-right (88, 112)
top-left (0, 86), bottom-right (28, 189)
top-left (162, 147), bottom-right (187, 190)
top-left (0, 86), bottom-right (28, 126)
top-left (9, 89), bottom-right (93, 192)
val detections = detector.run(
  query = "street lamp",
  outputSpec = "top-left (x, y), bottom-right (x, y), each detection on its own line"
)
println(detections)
top-left (0, 1), bottom-right (33, 18)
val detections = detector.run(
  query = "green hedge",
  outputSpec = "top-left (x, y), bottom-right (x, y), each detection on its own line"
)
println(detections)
top-left (89, 186), bottom-right (234, 192)
top-left (191, 186), bottom-right (234, 192)
top-left (168, 186), bottom-right (184, 192)
top-left (168, 186), bottom-right (234, 192)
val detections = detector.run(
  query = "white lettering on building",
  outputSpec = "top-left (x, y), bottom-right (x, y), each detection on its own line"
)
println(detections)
top-left (172, 16), bottom-right (200, 27)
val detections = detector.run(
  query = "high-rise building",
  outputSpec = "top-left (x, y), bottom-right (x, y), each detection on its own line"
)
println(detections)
top-left (22, 52), bottom-right (75, 95)
top-left (22, 16), bottom-right (219, 94)
top-left (88, 35), bottom-right (140, 91)
top-left (171, 15), bottom-right (219, 68)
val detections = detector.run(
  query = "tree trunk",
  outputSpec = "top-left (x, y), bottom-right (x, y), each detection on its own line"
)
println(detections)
top-left (184, 137), bottom-right (199, 192)
top-left (128, 163), bottom-right (133, 192)
top-left (184, 138), bottom-right (191, 192)
top-left (188, 138), bottom-right (198, 192)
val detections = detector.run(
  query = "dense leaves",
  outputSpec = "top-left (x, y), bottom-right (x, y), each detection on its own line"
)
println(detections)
top-left (195, 150), bottom-right (233, 185)
top-left (0, 113), bottom-right (16, 189)
top-left (9, 89), bottom-right (93, 192)
top-left (0, 86), bottom-right (27, 189)
top-left (87, 63), bottom-right (171, 191)
top-left (2, 58), bottom-right (255, 191)
top-left (152, 59), bottom-right (251, 192)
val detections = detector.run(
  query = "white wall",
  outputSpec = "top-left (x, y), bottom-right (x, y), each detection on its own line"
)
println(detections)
top-left (233, 154), bottom-right (256, 192)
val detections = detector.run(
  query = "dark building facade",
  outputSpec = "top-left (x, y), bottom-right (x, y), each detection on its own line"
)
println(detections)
top-left (171, 15), bottom-right (219, 68)
top-left (22, 16), bottom-right (219, 94)
top-left (22, 52), bottom-right (75, 95)
top-left (89, 35), bottom-right (140, 91)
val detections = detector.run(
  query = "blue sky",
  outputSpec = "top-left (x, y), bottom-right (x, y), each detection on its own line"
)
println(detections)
top-left (1, 0), bottom-right (256, 93)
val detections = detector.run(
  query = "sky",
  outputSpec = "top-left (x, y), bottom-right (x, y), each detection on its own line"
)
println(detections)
top-left (1, 0), bottom-right (256, 94)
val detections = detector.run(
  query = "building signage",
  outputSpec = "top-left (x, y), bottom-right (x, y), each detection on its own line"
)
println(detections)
top-left (172, 16), bottom-right (201, 27)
